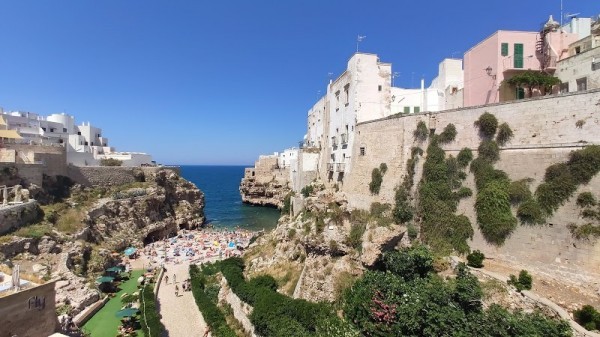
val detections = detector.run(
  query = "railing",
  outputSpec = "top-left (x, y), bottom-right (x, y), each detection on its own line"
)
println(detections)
top-left (336, 163), bottom-right (345, 172)
top-left (326, 163), bottom-right (334, 171)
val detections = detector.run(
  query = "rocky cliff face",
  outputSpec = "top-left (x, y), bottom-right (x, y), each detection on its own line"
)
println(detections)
top-left (239, 156), bottom-right (291, 208)
top-left (0, 169), bottom-right (206, 316)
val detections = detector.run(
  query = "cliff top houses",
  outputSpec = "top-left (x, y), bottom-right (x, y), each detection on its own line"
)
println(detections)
top-left (0, 110), bottom-right (153, 167)
top-left (251, 14), bottom-right (600, 194)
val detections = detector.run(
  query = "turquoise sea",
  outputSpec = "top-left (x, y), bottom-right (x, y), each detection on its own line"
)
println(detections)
top-left (179, 165), bottom-right (280, 232)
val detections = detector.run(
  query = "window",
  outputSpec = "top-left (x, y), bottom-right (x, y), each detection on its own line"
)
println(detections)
top-left (50, 128), bottom-right (55, 133)
top-left (41, 127), bottom-right (46, 132)
top-left (335, 91), bottom-right (340, 110)
top-left (63, 128), bottom-right (67, 132)
top-left (91, 142), bottom-right (94, 146)
top-left (344, 84), bottom-right (350, 105)
top-left (576, 77), bottom-right (587, 91)
top-left (360, 147), bottom-right (366, 156)
top-left (84, 141), bottom-right (89, 146)
top-left (403, 106), bottom-right (410, 114)
top-left (592, 59), bottom-right (600, 71)
top-left (97, 134), bottom-right (101, 138)
top-left (414, 106), bottom-right (420, 113)
top-left (514, 43), bottom-right (524, 68)
top-left (501, 43), bottom-right (508, 56)
top-left (575, 46), bottom-right (581, 54)
top-left (378, 85), bottom-right (382, 92)
top-left (77, 131), bottom-right (81, 135)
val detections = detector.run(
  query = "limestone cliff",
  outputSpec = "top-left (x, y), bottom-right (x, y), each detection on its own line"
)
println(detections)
top-left (240, 155), bottom-right (291, 208)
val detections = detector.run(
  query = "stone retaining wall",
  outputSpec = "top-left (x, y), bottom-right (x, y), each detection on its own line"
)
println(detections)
top-left (0, 200), bottom-right (42, 235)
top-left (218, 277), bottom-right (258, 337)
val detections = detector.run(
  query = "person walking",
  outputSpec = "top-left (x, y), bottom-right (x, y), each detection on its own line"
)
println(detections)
top-left (175, 285), bottom-right (179, 297)
top-left (173, 273), bottom-right (177, 284)
top-left (165, 275), bottom-right (169, 284)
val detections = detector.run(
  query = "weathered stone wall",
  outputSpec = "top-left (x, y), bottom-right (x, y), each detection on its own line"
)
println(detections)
top-left (218, 277), bottom-right (258, 337)
top-left (343, 89), bottom-right (600, 280)
top-left (0, 200), bottom-right (42, 235)
top-left (0, 281), bottom-right (58, 337)
top-left (67, 166), bottom-right (180, 187)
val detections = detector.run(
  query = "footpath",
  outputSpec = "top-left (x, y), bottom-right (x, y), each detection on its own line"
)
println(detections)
top-left (157, 263), bottom-right (209, 337)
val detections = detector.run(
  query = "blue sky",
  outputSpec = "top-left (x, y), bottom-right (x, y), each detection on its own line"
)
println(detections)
top-left (0, 1), bottom-right (598, 165)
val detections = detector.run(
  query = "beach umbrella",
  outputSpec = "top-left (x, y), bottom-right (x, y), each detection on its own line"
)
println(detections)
top-left (124, 247), bottom-right (137, 256)
top-left (96, 276), bottom-right (114, 283)
top-left (115, 308), bottom-right (139, 318)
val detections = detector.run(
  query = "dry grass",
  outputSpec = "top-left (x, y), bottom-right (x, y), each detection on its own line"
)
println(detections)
top-left (333, 271), bottom-right (357, 302)
top-left (55, 208), bottom-right (85, 234)
top-left (248, 261), bottom-right (302, 297)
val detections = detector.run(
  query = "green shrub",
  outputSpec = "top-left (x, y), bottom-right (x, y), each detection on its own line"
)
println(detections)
top-left (573, 305), bottom-right (600, 331)
top-left (282, 192), bottom-right (293, 214)
top-left (508, 179), bottom-right (532, 205)
top-left (369, 168), bottom-right (383, 195)
top-left (457, 148), bottom-right (473, 168)
top-left (568, 223), bottom-right (600, 240)
top-left (382, 245), bottom-right (434, 280)
top-left (478, 140), bottom-right (500, 163)
top-left (301, 185), bottom-right (314, 198)
top-left (288, 228), bottom-right (296, 239)
top-left (581, 209), bottom-right (599, 220)
top-left (392, 187), bottom-right (413, 224)
top-left (347, 223), bottom-right (366, 251)
top-left (413, 121), bottom-right (429, 141)
top-left (567, 145), bottom-right (600, 184)
top-left (467, 250), bottom-right (485, 268)
top-left (140, 284), bottom-right (165, 337)
top-left (456, 186), bottom-right (473, 199)
top-left (517, 199), bottom-right (545, 225)
top-left (475, 112), bottom-right (498, 138)
top-left (507, 270), bottom-right (533, 292)
top-left (379, 163), bottom-right (388, 175)
top-left (496, 123), bottom-right (514, 146)
top-left (439, 123), bottom-right (457, 144)
top-left (100, 158), bottom-right (123, 166)
top-left (407, 223), bottom-right (418, 240)
top-left (577, 192), bottom-right (597, 208)
top-left (475, 180), bottom-right (517, 246)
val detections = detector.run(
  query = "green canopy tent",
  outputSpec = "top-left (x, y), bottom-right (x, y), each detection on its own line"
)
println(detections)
top-left (115, 307), bottom-right (139, 318)
top-left (95, 276), bottom-right (115, 284)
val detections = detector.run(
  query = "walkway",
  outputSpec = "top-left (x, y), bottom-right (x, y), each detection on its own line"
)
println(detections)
top-left (157, 263), bottom-right (209, 337)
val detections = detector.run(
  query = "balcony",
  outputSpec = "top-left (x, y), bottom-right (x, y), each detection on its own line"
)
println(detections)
top-left (336, 163), bottom-right (345, 172)
top-left (501, 56), bottom-right (542, 73)
top-left (327, 163), bottom-right (334, 172)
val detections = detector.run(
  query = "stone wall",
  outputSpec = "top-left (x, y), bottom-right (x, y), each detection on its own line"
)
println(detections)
top-left (67, 166), bottom-right (180, 187)
top-left (0, 281), bottom-right (58, 337)
top-left (0, 200), bottom-right (42, 235)
top-left (218, 277), bottom-right (258, 337)
top-left (342, 89), bottom-right (600, 281)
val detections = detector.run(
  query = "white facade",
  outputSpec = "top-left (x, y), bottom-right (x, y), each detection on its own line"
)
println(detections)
top-left (556, 20), bottom-right (600, 93)
top-left (278, 148), bottom-right (298, 168)
top-left (0, 111), bottom-right (153, 167)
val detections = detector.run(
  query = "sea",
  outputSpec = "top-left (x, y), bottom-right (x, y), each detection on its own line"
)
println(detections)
top-left (179, 165), bottom-right (281, 232)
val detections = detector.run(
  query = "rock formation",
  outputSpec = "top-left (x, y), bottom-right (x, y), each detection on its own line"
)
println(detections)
top-left (239, 155), bottom-right (290, 208)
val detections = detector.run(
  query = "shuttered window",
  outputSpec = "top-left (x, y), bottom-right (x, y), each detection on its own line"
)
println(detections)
top-left (404, 106), bottom-right (410, 114)
top-left (501, 43), bottom-right (508, 56)
top-left (514, 43), bottom-right (524, 68)
top-left (414, 106), bottom-right (420, 113)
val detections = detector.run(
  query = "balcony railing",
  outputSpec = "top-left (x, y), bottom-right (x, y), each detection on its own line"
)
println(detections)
top-left (336, 163), bottom-right (345, 172)
top-left (340, 133), bottom-right (348, 145)
top-left (327, 163), bottom-right (334, 172)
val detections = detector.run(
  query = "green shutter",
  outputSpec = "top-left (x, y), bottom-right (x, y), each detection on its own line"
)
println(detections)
top-left (514, 43), bottom-right (524, 68)
top-left (414, 106), bottom-right (420, 113)
top-left (501, 43), bottom-right (508, 56)
top-left (516, 87), bottom-right (525, 100)
top-left (404, 106), bottom-right (410, 114)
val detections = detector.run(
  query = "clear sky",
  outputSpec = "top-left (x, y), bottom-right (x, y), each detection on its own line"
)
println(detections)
top-left (0, 1), bottom-right (598, 165)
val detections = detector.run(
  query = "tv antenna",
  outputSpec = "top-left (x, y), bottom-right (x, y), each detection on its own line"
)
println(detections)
top-left (392, 72), bottom-right (400, 87)
top-left (356, 35), bottom-right (366, 52)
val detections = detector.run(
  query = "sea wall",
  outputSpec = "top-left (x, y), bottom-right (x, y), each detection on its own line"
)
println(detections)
top-left (344, 89), bottom-right (600, 281)
top-left (67, 166), bottom-right (180, 187)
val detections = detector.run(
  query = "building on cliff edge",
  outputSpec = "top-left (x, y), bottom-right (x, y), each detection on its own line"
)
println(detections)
top-left (0, 110), bottom-right (153, 167)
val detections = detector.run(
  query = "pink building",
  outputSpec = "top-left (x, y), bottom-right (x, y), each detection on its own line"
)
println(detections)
top-left (464, 18), bottom-right (577, 107)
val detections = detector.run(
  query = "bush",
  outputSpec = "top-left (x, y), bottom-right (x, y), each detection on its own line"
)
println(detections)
top-left (517, 199), bottom-right (545, 225)
top-left (413, 121), bottom-right (428, 141)
top-left (382, 245), bottom-right (434, 280)
top-left (508, 179), bottom-right (532, 205)
top-left (457, 148), bottom-right (473, 168)
top-left (100, 158), bottom-right (123, 166)
top-left (379, 163), bottom-right (388, 175)
top-left (456, 186), bottom-right (473, 199)
top-left (475, 112), bottom-right (498, 138)
top-left (282, 192), bottom-right (293, 214)
top-left (568, 223), bottom-right (600, 240)
top-left (369, 168), bottom-right (383, 195)
top-left (140, 284), bottom-right (165, 337)
top-left (567, 145), bottom-right (600, 184)
top-left (475, 180), bottom-right (517, 246)
top-left (576, 192), bottom-right (597, 208)
top-left (508, 270), bottom-right (533, 292)
top-left (478, 140), bottom-right (500, 163)
top-left (347, 223), bottom-right (366, 251)
top-left (392, 187), bottom-right (413, 224)
top-left (439, 123), bottom-right (457, 144)
top-left (496, 123), bottom-right (514, 146)
top-left (573, 305), bottom-right (600, 331)
top-left (301, 185), bottom-right (314, 198)
top-left (407, 223), bottom-right (418, 240)
top-left (467, 250), bottom-right (485, 268)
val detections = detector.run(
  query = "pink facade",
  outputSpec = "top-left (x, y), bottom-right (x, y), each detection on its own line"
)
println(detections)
top-left (464, 30), bottom-right (577, 107)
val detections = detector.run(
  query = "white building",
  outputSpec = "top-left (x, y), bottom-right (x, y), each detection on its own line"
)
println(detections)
top-left (0, 111), bottom-right (153, 167)
top-left (305, 53), bottom-right (464, 184)
top-left (278, 148), bottom-right (298, 169)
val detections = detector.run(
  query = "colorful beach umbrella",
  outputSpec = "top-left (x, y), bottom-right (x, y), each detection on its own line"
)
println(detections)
top-left (115, 307), bottom-right (139, 318)
top-left (96, 276), bottom-right (114, 283)
top-left (124, 247), bottom-right (137, 256)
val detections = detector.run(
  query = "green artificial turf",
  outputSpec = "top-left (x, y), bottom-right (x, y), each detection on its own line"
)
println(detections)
top-left (83, 270), bottom-right (146, 337)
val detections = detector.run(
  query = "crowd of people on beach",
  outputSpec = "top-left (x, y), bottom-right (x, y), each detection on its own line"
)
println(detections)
top-left (139, 227), bottom-right (255, 268)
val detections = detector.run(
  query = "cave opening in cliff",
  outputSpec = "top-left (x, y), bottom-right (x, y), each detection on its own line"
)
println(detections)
top-left (144, 229), bottom-right (168, 245)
